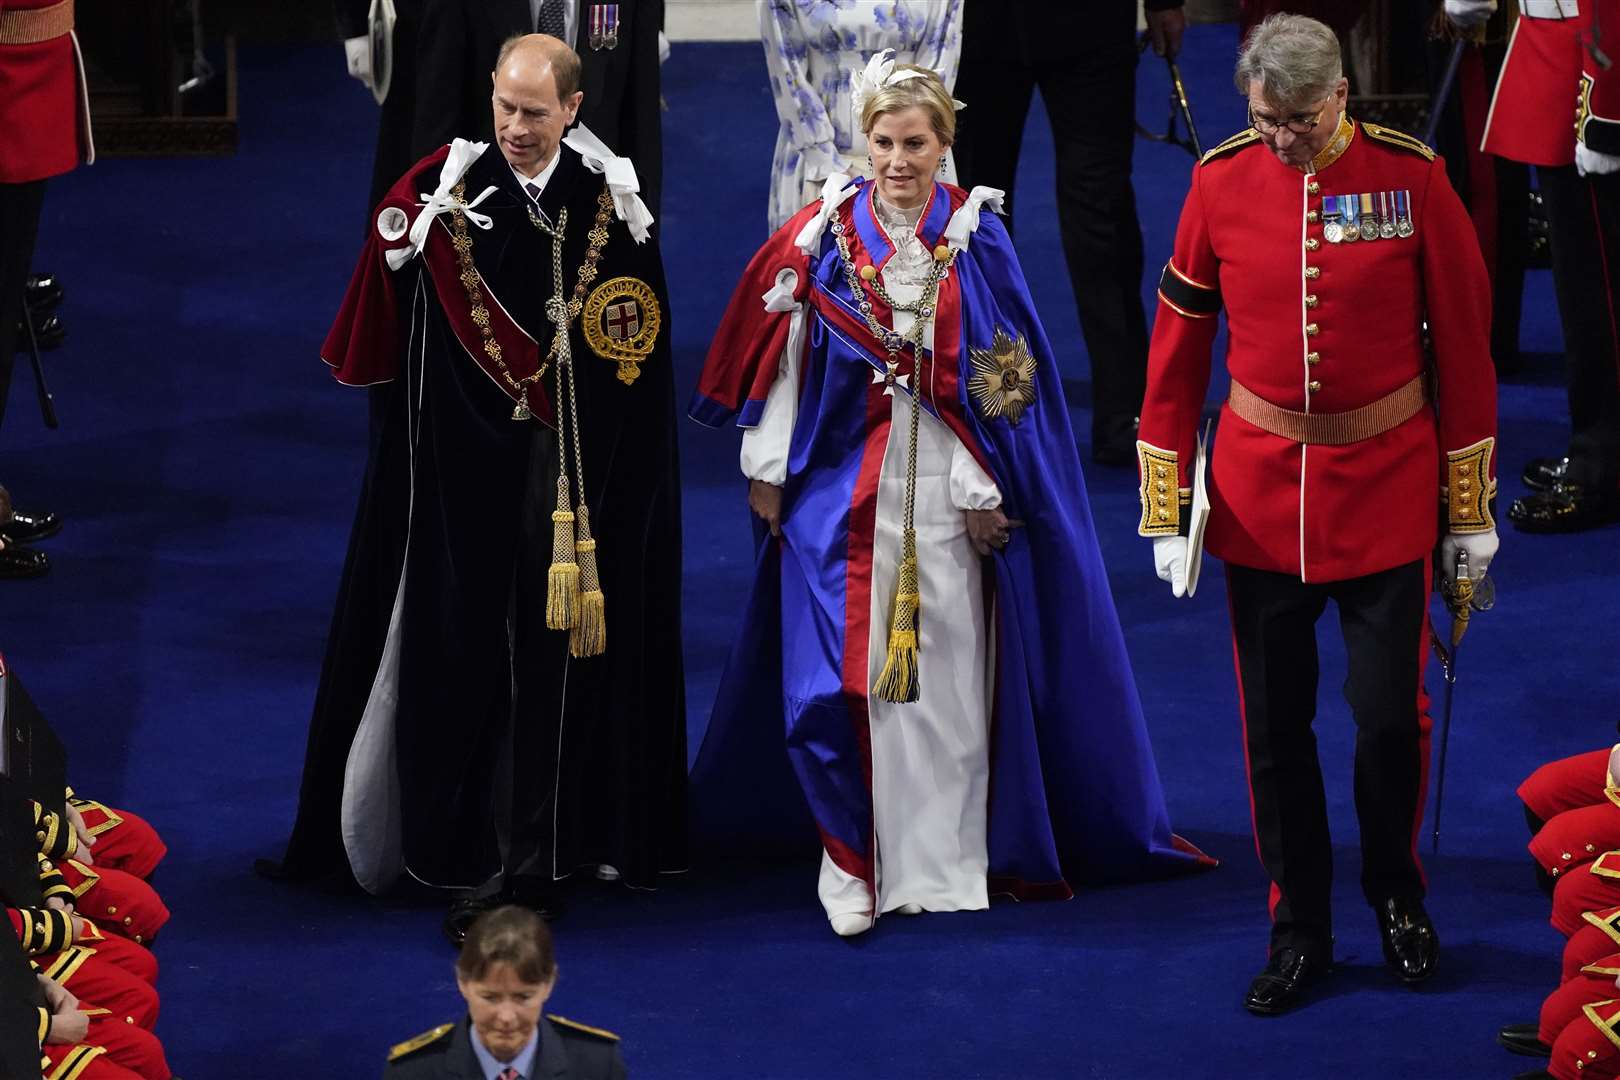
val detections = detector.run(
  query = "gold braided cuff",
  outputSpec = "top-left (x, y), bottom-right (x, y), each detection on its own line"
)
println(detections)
top-left (1444, 437), bottom-right (1497, 532)
top-left (1137, 441), bottom-right (1187, 536)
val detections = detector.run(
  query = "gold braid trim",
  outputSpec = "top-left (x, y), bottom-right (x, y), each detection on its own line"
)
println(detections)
top-left (1137, 442), bottom-right (1182, 536)
top-left (1444, 437), bottom-right (1496, 532)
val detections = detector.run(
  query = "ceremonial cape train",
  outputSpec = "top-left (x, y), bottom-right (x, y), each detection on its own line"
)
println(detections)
top-left (690, 178), bottom-right (1211, 894)
top-left (275, 138), bottom-right (686, 892)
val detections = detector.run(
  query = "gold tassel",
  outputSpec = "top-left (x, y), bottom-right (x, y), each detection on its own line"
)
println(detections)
top-left (568, 505), bottom-right (607, 657)
top-left (546, 473), bottom-right (579, 630)
top-left (873, 528), bottom-right (921, 703)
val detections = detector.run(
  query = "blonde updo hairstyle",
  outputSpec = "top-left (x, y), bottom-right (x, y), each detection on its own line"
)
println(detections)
top-left (858, 64), bottom-right (957, 147)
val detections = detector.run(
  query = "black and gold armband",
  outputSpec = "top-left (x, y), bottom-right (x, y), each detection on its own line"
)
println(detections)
top-left (1157, 261), bottom-right (1221, 320)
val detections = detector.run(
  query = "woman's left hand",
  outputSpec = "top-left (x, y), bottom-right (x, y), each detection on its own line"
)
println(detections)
top-left (964, 508), bottom-right (1016, 556)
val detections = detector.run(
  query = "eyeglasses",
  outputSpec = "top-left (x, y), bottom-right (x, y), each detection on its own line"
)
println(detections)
top-left (1248, 102), bottom-right (1329, 136)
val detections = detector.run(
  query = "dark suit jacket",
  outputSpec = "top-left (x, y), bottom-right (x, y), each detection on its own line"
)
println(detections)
top-left (385, 1016), bottom-right (627, 1079)
top-left (412, 0), bottom-right (663, 213)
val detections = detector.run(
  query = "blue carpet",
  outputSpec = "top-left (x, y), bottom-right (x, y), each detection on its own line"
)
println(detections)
top-left (0, 26), bottom-right (1609, 1078)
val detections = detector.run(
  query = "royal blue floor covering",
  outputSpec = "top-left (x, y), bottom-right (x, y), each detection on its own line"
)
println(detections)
top-left (0, 25), bottom-right (1611, 1079)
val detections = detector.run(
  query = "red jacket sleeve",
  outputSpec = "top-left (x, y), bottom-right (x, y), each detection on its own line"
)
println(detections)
top-left (1138, 164), bottom-right (1220, 537)
top-left (1419, 155), bottom-right (1499, 532)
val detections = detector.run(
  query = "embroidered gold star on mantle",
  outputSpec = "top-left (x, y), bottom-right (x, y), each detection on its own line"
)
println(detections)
top-left (968, 328), bottom-right (1038, 426)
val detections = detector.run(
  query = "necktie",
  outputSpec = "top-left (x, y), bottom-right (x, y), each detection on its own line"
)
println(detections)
top-left (498, 1068), bottom-right (519, 1080)
top-left (536, 0), bottom-right (566, 38)
top-left (525, 181), bottom-right (542, 205)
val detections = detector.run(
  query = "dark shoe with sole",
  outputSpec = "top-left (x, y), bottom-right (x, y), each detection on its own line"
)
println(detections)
top-left (1243, 946), bottom-right (1329, 1016)
top-left (1498, 1021), bottom-right (1551, 1057)
top-left (0, 507), bottom-right (61, 545)
top-left (442, 892), bottom-right (507, 947)
top-left (1376, 896), bottom-right (1439, 983)
top-left (24, 272), bottom-right (62, 313)
top-left (1508, 483), bottom-right (1620, 534)
top-left (0, 543), bottom-right (49, 580)
top-left (1522, 456), bottom-right (1569, 493)
top-left (22, 311), bottom-right (64, 350)
top-left (1511, 1071), bottom-right (1553, 1080)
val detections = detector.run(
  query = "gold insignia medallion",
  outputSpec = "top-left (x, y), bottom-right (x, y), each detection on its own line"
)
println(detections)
top-left (968, 328), bottom-right (1038, 426)
top-left (582, 276), bottom-right (661, 385)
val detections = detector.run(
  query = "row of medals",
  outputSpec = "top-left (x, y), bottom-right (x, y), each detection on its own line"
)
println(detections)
top-left (1321, 190), bottom-right (1415, 244)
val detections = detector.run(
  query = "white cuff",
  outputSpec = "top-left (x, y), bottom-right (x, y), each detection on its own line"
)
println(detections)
top-left (949, 440), bottom-right (1001, 510)
top-left (1577, 142), bottom-right (1620, 177)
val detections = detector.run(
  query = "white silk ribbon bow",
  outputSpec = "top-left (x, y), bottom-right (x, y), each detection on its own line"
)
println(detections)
top-left (388, 138), bottom-right (495, 270)
top-left (944, 186), bottom-right (1007, 251)
top-left (793, 172), bottom-right (858, 255)
top-left (563, 123), bottom-right (655, 244)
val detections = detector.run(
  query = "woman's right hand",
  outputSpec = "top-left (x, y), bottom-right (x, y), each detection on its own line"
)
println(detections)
top-left (749, 479), bottom-right (785, 538)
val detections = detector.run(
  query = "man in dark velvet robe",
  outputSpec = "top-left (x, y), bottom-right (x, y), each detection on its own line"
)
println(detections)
top-left (267, 34), bottom-right (686, 935)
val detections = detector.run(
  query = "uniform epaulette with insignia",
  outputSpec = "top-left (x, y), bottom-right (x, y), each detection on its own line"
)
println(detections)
top-left (1200, 128), bottom-right (1261, 165)
top-left (1362, 123), bottom-right (1436, 161)
top-left (548, 1014), bottom-right (620, 1041)
top-left (388, 1023), bottom-right (453, 1062)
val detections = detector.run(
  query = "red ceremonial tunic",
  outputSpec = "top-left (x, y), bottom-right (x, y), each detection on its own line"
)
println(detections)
top-left (1482, 1), bottom-right (1590, 166)
top-left (0, 0), bottom-right (94, 184)
top-left (1139, 118), bottom-right (1498, 583)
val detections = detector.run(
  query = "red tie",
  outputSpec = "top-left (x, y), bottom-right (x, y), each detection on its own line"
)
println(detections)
top-left (499, 1069), bottom-right (519, 1080)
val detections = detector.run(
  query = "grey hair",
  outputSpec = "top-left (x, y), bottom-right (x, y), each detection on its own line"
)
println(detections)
top-left (1233, 14), bottom-right (1344, 111)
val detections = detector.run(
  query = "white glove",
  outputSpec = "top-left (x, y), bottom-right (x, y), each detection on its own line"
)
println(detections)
top-left (1439, 528), bottom-right (1498, 583)
top-left (1443, 0), bottom-right (1496, 28)
top-left (1153, 536), bottom-right (1189, 598)
top-left (1577, 143), bottom-right (1620, 177)
top-left (344, 35), bottom-right (373, 87)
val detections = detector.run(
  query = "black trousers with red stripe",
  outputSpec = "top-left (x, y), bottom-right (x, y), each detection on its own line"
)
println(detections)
top-left (1226, 558), bottom-right (1433, 960)
top-left (1541, 164), bottom-right (1620, 492)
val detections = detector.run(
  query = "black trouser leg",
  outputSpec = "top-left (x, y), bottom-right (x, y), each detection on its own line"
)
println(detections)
top-left (1226, 563), bottom-right (1334, 958)
top-left (1037, 29), bottom-right (1148, 447)
top-left (0, 180), bottom-right (47, 435)
top-left (949, 16), bottom-right (1035, 229)
top-left (1332, 559), bottom-right (1431, 909)
top-left (1540, 164), bottom-right (1620, 490)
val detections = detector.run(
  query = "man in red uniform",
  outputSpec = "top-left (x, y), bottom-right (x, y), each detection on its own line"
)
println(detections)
top-left (1483, 0), bottom-right (1620, 531)
top-left (0, 0), bottom-right (92, 577)
top-left (1138, 13), bottom-right (1499, 1015)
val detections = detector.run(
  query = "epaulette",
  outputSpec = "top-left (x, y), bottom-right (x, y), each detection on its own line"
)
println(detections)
top-left (548, 1014), bottom-right (620, 1041)
top-left (1200, 128), bottom-right (1261, 165)
top-left (388, 1023), bottom-right (453, 1062)
top-left (1362, 123), bottom-right (1436, 161)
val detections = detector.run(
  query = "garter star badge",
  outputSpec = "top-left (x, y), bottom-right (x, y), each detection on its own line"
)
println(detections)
top-left (968, 328), bottom-right (1038, 426)
top-left (582, 276), bottom-right (661, 385)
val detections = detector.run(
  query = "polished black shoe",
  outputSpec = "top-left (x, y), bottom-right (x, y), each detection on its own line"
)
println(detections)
top-left (1522, 456), bottom-right (1569, 492)
top-left (506, 877), bottom-right (565, 922)
top-left (0, 543), bottom-right (49, 580)
top-left (24, 272), bottom-right (62, 313)
top-left (442, 892), bottom-right (506, 947)
top-left (21, 311), bottom-right (64, 350)
top-left (1376, 897), bottom-right (1439, 983)
top-left (1508, 483), bottom-right (1620, 534)
top-left (1511, 1071), bottom-right (1554, 1080)
top-left (1498, 1021), bottom-right (1552, 1057)
top-left (0, 507), bottom-right (61, 545)
top-left (1243, 947), bottom-right (1329, 1015)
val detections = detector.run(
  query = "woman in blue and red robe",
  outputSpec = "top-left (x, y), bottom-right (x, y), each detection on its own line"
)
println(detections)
top-left (690, 58), bottom-right (1211, 937)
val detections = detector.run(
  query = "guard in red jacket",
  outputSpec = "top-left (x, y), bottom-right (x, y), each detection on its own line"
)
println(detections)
top-left (1139, 14), bottom-right (1499, 1015)
top-left (1483, 0), bottom-right (1620, 531)
top-left (0, 0), bottom-right (92, 576)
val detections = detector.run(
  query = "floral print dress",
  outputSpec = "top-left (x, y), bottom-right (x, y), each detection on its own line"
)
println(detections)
top-left (759, 0), bottom-right (963, 232)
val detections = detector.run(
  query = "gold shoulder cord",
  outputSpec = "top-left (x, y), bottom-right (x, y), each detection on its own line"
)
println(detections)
top-left (447, 181), bottom-right (616, 657)
top-left (830, 212), bottom-right (955, 704)
top-left (525, 184), bottom-right (615, 658)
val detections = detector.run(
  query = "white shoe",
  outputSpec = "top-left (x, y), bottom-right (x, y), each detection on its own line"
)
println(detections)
top-left (829, 912), bottom-right (874, 937)
top-left (895, 903), bottom-right (923, 915)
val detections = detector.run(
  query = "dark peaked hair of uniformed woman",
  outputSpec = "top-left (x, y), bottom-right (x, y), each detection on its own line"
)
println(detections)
top-left (456, 905), bottom-right (558, 985)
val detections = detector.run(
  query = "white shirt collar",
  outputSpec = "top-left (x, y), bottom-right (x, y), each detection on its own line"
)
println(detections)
top-left (510, 147), bottom-right (563, 205)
